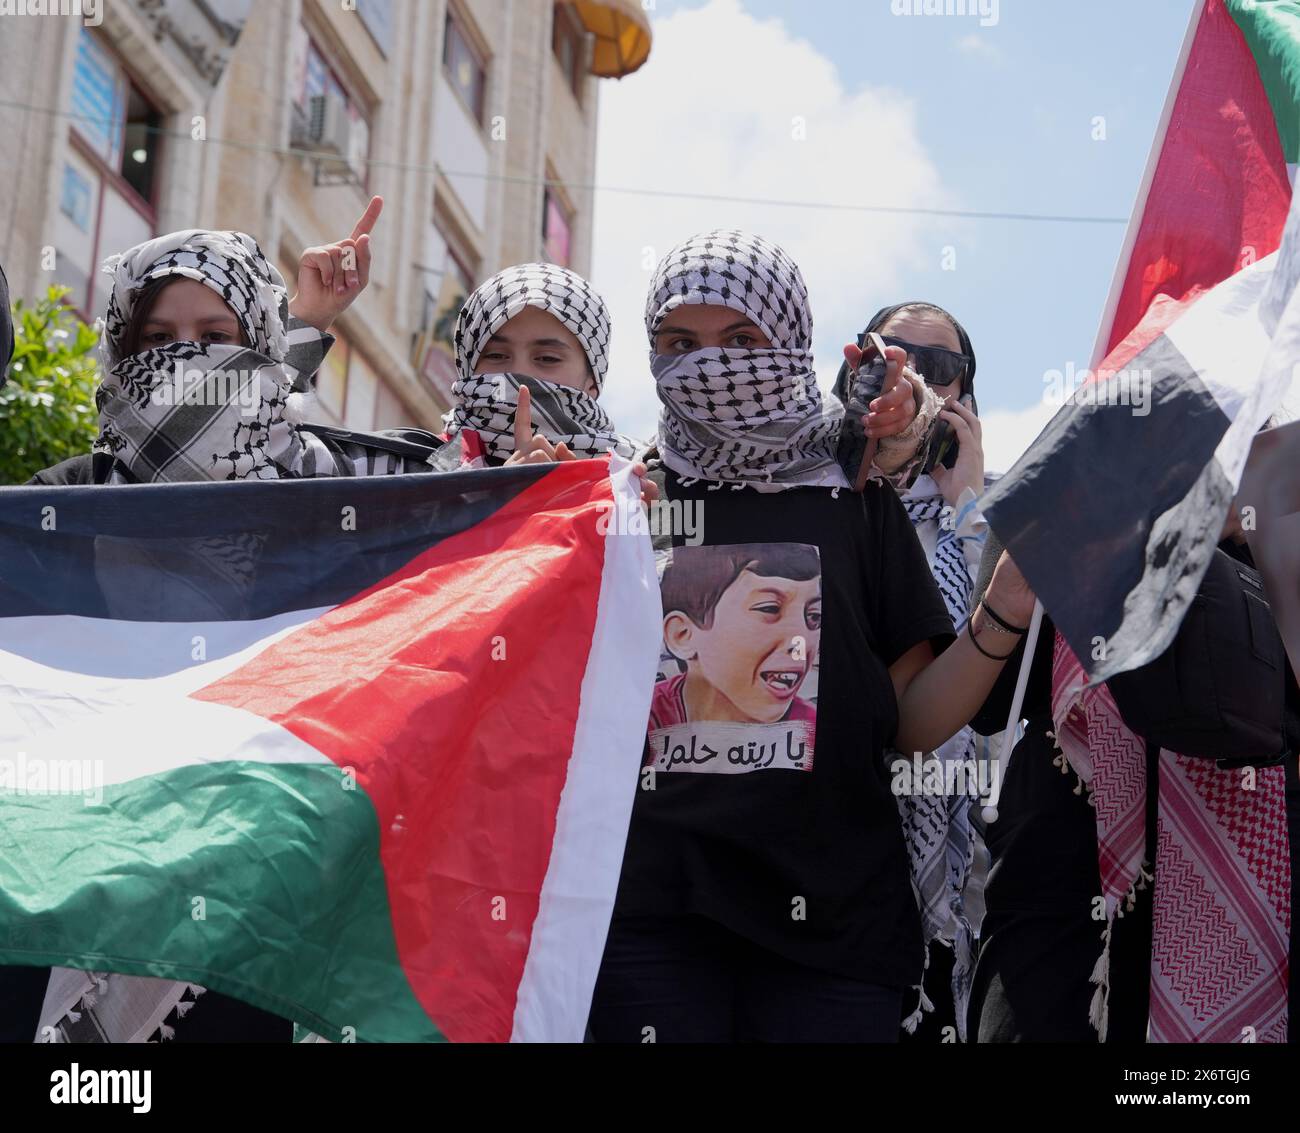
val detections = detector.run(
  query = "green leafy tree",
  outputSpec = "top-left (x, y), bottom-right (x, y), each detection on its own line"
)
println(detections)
top-left (0, 286), bottom-right (100, 485)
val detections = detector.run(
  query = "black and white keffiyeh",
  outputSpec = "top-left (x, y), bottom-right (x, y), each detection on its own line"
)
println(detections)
top-left (443, 374), bottom-right (638, 464)
top-left (100, 229), bottom-right (291, 371)
top-left (453, 262), bottom-right (612, 391)
top-left (444, 263), bottom-right (639, 461)
top-left (646, 230), bottom-right (848, 491)
top-left (895, 485), bottom-right (990, 1040)
top-left (94, 341), bottom-right (340, 483)
top-left (904, 493), bottom-right (975, 616)
top-left (91, 231), bottom-right (433, 485)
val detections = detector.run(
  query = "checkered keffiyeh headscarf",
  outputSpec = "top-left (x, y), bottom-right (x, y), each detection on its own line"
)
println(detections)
top-left (453, 263), bottom-right (611, 391)
top-left (444, 264), bottom-right (639, 462)
top-left (99, 230), bottom-right (291, 371)
top-left (646, 230), bottom-right (848, 491)
top-left (90, 230), bottom-right (361, 483)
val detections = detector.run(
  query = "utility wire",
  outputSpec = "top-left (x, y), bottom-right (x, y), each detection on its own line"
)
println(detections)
top-left (0, 97), bottom-right (1130, 226)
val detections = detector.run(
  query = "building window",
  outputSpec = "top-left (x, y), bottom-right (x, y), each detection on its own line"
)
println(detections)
top-left (413, 220), bottom-right (477, 403)
top-left (70, 31), bottom-right (164, 207)
top-left (121, 86), bottom-right (164, 204)
top-left (57, 30), bottom-right (162, 314)
top-left (292, 25), bottom-right (373, 183)
top-left (60, 164), bottom-right (94, 233)
top-left (543, 188), bottom-right (573, 268)
top-left (443, 10), bottom-right (487, 125)
top-left (553, 3), bottom-right (585, 101)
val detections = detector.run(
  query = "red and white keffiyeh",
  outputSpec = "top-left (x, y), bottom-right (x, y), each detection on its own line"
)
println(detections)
top-left (1051, 633), bottom-right (1290, 1043)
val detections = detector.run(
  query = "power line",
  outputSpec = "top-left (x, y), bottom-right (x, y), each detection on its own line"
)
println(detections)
top-left (0, 97), bottom-right (1129, 226)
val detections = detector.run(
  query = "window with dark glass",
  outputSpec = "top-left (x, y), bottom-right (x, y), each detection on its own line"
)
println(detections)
top-left (443, 10), bottom-right (487, 124)
top-left (120, 86), bottom-right (162, 203)
top-left (69, 32), bottom-right (163, 205)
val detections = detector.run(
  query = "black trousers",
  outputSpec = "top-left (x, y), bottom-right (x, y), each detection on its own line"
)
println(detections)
top-left (588, 912), bottom-right (903, 1043)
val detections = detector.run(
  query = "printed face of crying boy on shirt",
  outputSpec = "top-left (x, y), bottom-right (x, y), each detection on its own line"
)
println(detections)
top-left (647, 543), bottom-right (822, 776)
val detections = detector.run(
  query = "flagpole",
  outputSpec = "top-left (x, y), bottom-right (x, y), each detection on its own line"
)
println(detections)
top-left (1088, 0), bottom-right (1207, 369)
top-left (980, 598), bottom-right (1043, 824)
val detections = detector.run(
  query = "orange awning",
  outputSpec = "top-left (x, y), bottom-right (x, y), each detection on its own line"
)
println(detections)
top-left (571, 0), bottom-right (653, 79)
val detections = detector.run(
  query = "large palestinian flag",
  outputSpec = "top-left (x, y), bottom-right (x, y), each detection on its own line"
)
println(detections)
top-left (983, 0), bottom-right (1300, 684)
top-left (0, 458), bottom-right (661, 1042)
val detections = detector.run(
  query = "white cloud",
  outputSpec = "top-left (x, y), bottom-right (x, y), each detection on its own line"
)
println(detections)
top-left (590, 0), bottom-right (950, 442)
top-left (954, 32), bottom-right (1003, 64)
top-left (979, 398), bottom-right (1059, 477)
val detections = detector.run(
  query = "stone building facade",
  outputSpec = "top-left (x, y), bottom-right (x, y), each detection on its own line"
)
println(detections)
top-left (0, 0), bottom-right (651, 427)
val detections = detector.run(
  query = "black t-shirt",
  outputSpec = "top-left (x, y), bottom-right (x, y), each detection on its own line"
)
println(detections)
top-left (613, 466), bottom-right (955, 988)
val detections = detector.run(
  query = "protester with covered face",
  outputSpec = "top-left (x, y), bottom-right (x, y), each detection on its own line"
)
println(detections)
top-left (441, 262), bottom-right (640, 468)
top-left (15, 201), bottom-right (429, 1042)
top-left (586, 229), bottom-right (1036, 1043)
top-left (28, 198), bottom-right (442, 488)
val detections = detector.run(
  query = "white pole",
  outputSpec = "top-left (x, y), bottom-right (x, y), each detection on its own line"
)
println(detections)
top-left (980, 599), bottom-right (1043, 824)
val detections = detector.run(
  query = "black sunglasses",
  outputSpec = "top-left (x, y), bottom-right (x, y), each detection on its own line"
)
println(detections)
top-left (865, 334), bottom-right (971, 388)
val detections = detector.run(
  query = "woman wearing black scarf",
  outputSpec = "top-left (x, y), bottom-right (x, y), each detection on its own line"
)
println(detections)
top-left (837, 301), bottom-right (993, 1041)
top-left (835, 301), bottom-right (982, 490)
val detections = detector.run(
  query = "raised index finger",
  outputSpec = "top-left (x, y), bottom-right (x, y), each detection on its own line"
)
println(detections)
top-left (349, 196), bottom-right (384, 241)
top-left (513, 384), bottom-right (533, 454)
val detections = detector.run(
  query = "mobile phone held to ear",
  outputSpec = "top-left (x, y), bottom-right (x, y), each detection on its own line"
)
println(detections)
top-left (836, 331), bottom-right (888, 491)
top-left (925, 392), bottom-right (974, 474)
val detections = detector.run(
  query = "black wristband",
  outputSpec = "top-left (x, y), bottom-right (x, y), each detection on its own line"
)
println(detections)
top-left (967, 617), bottom-right (1015, 661)
top-left (981, 600), bottom-right (1028, 635)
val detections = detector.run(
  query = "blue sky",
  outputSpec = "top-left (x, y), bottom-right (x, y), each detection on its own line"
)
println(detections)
top-left (592, 0), bottom-right (1199, 468)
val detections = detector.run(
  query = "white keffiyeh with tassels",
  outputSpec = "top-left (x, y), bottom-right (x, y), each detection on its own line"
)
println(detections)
top-left (100, 229), bottom-right (291, 372)
top-left (90, 229), bottom-right (359, 485)
top-left (88, 229), bottom-right (435, 485)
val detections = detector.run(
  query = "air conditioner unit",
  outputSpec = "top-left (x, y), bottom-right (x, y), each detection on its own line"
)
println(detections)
top-left (292, 92), bottom-right (352, 158)
top-left (289, 102), bottom-right (313, 148)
